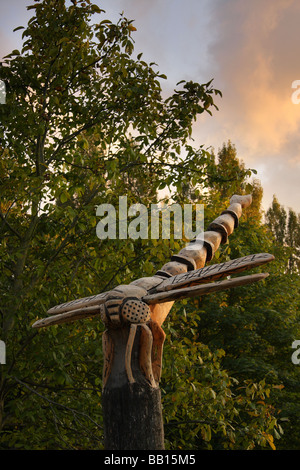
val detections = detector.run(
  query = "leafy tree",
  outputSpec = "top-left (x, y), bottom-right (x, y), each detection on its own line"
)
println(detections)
top-left (161, 305), bottom-right (284, 450)
top-left (0, 0), bottom-right (222, 449)
top-left (207, 141), bottom-right (256, 199)
top-left (263, 195), bottom-right (300, 448)
top-left (0, 0), bottom-right (293, 451)
top-left (266, 195), bottom-right (300, 273)
top-left (159, 162), bottom-right (285, 450)
top-left (182, 150), bottom-right (300, 450)
top-left (286, 209), bottom-right (300, 272)
top-left (265, 196), bottom-right (287, 246)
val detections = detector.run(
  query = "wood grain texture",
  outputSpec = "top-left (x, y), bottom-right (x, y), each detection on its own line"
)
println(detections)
top-left (151, 253), bottom-right (275, 293)
top-left (125, 324), bottom-right (137, 384)
top-left (32, 304), bottom-right (102, 328)
top-left (139, 324), bottom-right (156, 388)
top-left (149, 321), bottom-right (166, 382)
top-left (144, 273), bottom-right (269, 304)
top-left (102, 330), bottom-right (114, 389)
top-left (230, 194), bottom-right (252, 208)
top-left (102, 383), bottom-right (164, 450)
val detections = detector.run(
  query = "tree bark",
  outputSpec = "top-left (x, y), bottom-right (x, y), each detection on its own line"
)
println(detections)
top-left (101, 325), bottom-right (165, 450)
top-left (102, 383), bottom-right (164, 450)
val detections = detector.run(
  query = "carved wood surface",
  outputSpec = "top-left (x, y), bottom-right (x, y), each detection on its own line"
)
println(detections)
top-left (139, 324), bottom-right (156, 388)
top-left (31, 253), bottom-right (273, 328)
top-left (102, 330), bottom-right (114, 389)
top-left (148, 321), bottom-right (166, 382)
top-left (151, 253), bottom-right (274, 293)
top-left (144, 272), bottom-right (269, 304)
top-left (102, 383), bottom-right (165, 450)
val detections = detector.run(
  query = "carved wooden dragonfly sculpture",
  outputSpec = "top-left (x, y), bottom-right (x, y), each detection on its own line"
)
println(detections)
top-left (32, 194), bottom-right (274, 391)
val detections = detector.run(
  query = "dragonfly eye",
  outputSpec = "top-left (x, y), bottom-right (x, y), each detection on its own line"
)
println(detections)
top-left (121, 298), bottom-right (151, 324)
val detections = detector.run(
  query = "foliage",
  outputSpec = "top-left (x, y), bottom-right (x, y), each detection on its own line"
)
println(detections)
top-left (162, 306), bottom-right (282, 450)
top-left (180, 143), bottom-right (300, 450)
top-left (266, 195), bottom-right (300, 273)
top-left (0, 0), bottom-right (298, 452)
top-left (0, 0), bottom-right (221, 449)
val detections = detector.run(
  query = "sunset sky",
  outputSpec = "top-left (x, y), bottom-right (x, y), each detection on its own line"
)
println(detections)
top-left (1, 0), bottom-right (300, 214)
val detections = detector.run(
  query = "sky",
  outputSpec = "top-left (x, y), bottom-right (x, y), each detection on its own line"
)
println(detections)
top-left (1, 0), bottom-right (300, 214)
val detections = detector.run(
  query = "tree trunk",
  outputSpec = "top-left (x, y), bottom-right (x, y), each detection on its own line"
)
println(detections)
top-left (101, 325), bottom-right (165, 450)
top-left (102, 383), bottom-right (164, 450)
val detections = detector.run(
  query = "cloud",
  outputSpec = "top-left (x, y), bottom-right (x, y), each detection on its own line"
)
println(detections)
top-left (0, 0), bottom-right (31, 61)
top-left (192, 0), bottom-right (300, 211)
top-left (1, 0), bottom-right (299, 212)
top-left (207, 0), bottom-right (299, 151)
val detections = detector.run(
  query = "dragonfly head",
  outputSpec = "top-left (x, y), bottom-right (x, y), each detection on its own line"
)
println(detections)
top-left (100, 285), bottom-right (151, 328)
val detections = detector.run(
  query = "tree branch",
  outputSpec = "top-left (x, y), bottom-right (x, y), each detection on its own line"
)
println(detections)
top-left (10, 375), bottom-right (103, 430)
top-left (0, 208), bottom-right (22, 240)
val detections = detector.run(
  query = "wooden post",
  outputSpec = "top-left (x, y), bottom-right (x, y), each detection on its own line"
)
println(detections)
top-left (102, 325), bottom-right (165, 450)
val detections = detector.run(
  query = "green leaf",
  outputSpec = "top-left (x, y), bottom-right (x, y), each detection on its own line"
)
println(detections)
top-left (91, 5), bottom-right (104, 14)
top-left (60, 191), bottom-right (69, 203)
top-left (13, 26), bottom-right (25, 32)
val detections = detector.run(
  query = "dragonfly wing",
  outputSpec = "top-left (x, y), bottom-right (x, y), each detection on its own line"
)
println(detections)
top-left (46, 291), bottom-right (108, 315)
top-left (143, 273), bottom-right (269, 304)
top-left (31, 291), bottom-right (109, 329)
top-left (150, 253), bottom-right (274, 294)
top-left (32, 304), bottom-right (103, 328)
